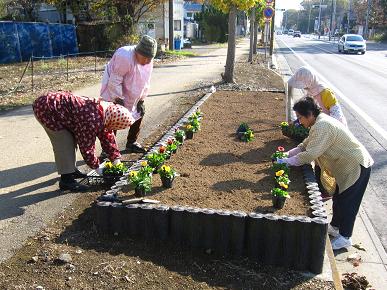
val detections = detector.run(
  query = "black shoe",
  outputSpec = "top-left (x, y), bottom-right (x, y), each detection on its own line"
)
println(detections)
top-left (59, 180), bottom-right (89, 192)
top-left (72, 168), bottom-right (87, 179)
top-left (126, 142), bottom-right (147, 153)
top-left (99, 151), bottom-right (108, 160)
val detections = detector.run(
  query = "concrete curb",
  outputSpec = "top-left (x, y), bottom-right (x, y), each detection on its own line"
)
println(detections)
top-left (326, 237), bottom-right (344, 290)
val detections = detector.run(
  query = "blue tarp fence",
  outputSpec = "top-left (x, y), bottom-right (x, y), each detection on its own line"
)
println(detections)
top-left (0, 21), bottom-right (78, 64)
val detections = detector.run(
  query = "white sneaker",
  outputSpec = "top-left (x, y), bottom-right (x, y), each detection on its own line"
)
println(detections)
top-left (328, 224), bottom-right (340, 238)
top-left (331, 235), bottom-right (352, 250)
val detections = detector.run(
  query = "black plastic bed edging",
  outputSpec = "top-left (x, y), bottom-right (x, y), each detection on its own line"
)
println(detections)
top-left (93, 91), bottom-right (328, 274)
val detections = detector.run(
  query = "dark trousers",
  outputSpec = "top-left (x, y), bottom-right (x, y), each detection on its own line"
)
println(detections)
top-left (126, 117), bottom-right (143, 144)
top-left (331, 165), bottom-right (371, 237)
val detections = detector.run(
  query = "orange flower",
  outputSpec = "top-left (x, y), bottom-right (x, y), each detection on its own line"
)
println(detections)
top-left (167, 139), bottom-right (174, 145)
top-left (159, 146), bottom-right (166, 153)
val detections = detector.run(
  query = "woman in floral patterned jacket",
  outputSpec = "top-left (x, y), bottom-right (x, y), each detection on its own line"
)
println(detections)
top-left (33, 91), bottom-right (139, 191)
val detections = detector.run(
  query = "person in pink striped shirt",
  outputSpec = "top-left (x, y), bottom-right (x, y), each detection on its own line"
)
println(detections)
top-left (100, 35), bottom-right (157, 153)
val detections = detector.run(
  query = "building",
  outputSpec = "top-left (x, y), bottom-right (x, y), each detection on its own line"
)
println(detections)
top-left (138, 0), bottom-right (185, 48)
top-left (183, 1), bottom-right (202, 39)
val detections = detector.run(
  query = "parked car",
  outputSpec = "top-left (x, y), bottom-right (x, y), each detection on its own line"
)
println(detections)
top-left (288, 29), bottom-right (294, 36)
top-left (183, 38), bottom-right (192, 48)
top-left (283, 29), bottom-right (288, 35)
top-left (276, 30), bottom-right (283, 35)
top-left (338, 34), bottom-right (366, 54)
top-left (293, 31), bottom-right (301, 38)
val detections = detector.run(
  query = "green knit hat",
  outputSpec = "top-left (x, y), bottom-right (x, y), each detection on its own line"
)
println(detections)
top-left (135, 35), bottom-right (157, 59)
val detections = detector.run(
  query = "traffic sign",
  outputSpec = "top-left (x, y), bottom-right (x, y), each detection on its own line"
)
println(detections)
top-left (263, 7), bottom-right (274, 19)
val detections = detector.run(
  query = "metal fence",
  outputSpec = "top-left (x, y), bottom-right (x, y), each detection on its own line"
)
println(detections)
top-left (0, 50), bottom-right (114, 97)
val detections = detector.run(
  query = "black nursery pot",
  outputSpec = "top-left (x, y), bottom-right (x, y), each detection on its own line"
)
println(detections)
top-left (153, 165), bottom-right (162, 174)
top-left (176, 136), bottom-right (184, 144)
top-left (272, 195), bottom-right (287, 209)
top-left (186, 131), bottom-right (194, 139)
top-left (161, 176), bottom-right (174, 188)
top-left (236, 132), bottom-right (245, 140)
top-left (135, 186), bottom-right (146, 197)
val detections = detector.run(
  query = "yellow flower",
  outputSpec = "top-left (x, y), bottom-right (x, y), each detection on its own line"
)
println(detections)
top-left (279, 182), bottom-right (288, 189)
top-left (105, 161), bottom-right (113, 169)
top-left (281, 121), bottom-right (289, 127)
top-left (129, 171), bottom-right (138, 178)
top-left (186, 125), bottom-right (193, 130)
top-left (140, 161), bottom-right (148, 167)
top-left (161, 165), bottom-right (171, 172)
top-left (275, 170), bottom-right (284, 177)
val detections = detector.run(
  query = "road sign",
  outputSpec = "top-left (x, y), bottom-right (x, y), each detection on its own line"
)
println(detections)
top-left (263, 7), bottom-right (274, 19)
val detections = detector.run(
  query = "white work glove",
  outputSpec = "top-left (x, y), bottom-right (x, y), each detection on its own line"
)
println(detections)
top-left (286, 147), bottom-right (302, 158)
top-left (113, 159), bottom-right (121, 165)
top-left (276, 158), bottom-right (288, 164)
top-left (277, 157), bottom-right (301, 167)
top-left (95, 163), bottom-right (105, 176)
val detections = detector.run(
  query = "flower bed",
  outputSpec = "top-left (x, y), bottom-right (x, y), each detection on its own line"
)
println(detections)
top-left (94, 90), bottom-right (328, 274)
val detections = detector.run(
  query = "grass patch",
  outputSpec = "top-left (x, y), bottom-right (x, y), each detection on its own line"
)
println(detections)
top-left (164, 50), bottom-right (197, 57)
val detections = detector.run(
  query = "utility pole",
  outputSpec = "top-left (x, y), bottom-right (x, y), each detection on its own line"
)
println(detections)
top-left (269, 0), bottom-right (276, 56)
top-left (307, 0), bottom-right (312, 34)
top-left (347, 0), bottom-right (352, 33)
top-left (285, 10), bottom-right (288, 30)
top-left (329, 0), bottom-right (334, 40)
top-left (364, 0), bottom-right (372, 39)
top-left (169, 0), bottom-right (174, 50)
top-left (317, 0), bottom-right (323, 37)
top-left (333, 0), bottom-right (336, 39)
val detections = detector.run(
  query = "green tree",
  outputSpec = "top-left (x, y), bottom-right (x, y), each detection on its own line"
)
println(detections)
top-left (210, 0), bottom-right (258, 83)
top-left (195, 5), bottom-right (228, 43)
top-left (1, 0), bottom-right (40, 21)
top-left (46, 0), bottom-right (165, 31)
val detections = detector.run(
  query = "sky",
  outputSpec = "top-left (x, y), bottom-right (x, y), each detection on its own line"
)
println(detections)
top-left (275, 0), bottom-right (303, 26)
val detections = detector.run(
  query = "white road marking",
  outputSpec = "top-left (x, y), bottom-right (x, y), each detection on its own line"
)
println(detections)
top-left (277, 38), bottom-right (387, 142)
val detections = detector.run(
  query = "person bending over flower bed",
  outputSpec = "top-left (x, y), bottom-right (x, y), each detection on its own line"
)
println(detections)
top-left (100, 35), bottom-right (157, 153)
top-left (288, 66), bottom-right (348, 200)
top-left (33, 91), bottom-right (139, 191)
top-left (288, 66), bottom-right (347, 125)
top-left (277, 97), bottom-right (373, 250)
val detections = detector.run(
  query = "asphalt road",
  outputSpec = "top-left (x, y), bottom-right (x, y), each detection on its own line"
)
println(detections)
top-left (275, 35), bottom-right (387, 251)
top-left (0, 39), bottom-right (250, 263)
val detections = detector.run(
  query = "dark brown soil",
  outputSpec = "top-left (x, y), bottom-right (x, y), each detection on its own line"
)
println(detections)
top-left (0, 193), bottom-right (334, 290)
top-left (121, 91), bottom-right (310, 216)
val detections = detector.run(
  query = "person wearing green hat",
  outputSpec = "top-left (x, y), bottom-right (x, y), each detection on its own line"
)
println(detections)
top-left (100, 35), bottom-right (157, 153)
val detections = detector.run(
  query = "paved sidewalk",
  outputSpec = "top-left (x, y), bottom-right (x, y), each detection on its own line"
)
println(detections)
top-left (325, 200), bottom-right (387, 289)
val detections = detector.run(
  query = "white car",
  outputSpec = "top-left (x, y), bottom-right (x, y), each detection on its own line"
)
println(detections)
top-left (338, 34), bottom-right (366, 54)
top-left (288, 29), bottom-right (294, 36)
